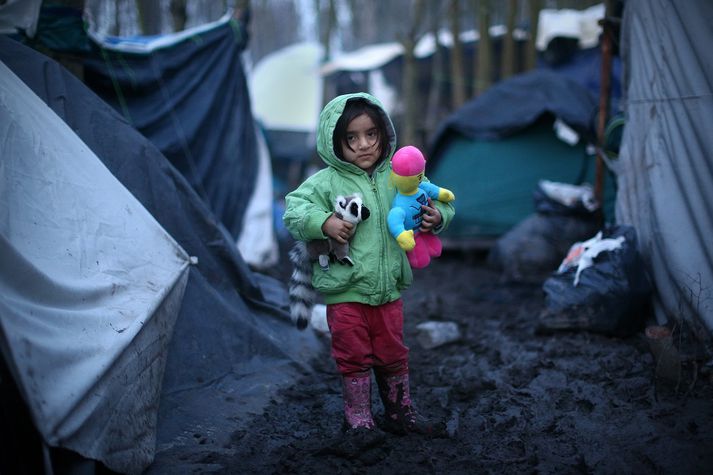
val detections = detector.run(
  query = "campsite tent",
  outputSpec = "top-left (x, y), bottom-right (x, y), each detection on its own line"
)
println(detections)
top-left (1, 36), bottom-right (320, 474)
top-left (0, 59), bottom-right (191, 475)
top-left (614, 0), bottom-right (713, 341)
top-left (428, 69), bottom-right (615, 242)
top-left (249, 41), bottom-right (323, 195)
top-left (81, 13), bottom-right (278, 267)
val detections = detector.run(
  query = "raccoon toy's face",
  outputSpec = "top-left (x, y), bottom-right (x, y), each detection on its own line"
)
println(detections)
top-left (335, 194), bottom-right (370, 224)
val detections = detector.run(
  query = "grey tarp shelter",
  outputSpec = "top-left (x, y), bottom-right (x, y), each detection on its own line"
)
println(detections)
top-left (615, 0), bottom-right (713, 341)
top-left (1, 37), bottom-right (321, 474)
top-left (0, 60), bottom-right (191, 473)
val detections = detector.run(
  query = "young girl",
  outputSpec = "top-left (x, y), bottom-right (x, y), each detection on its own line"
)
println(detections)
top-left (283, 93), bottom-right (455, 434)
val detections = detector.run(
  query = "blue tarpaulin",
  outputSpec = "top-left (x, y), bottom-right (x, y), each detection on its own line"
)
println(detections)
top-left (83, 16), bottom-right (257, 239)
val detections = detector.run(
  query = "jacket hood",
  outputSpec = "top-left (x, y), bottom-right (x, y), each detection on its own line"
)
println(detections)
top-left (316, 92), bottom-right (397, 175)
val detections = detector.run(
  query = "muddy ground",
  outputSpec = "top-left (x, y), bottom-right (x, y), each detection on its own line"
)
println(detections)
top-left (208, 250), bottom-right (712, 474)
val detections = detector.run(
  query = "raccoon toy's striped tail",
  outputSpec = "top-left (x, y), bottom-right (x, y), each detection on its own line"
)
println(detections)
top-left (288, 241), bottom-right (316, 330)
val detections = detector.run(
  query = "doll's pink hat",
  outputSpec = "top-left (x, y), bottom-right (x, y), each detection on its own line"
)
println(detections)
top-left (391, 145), bottom-right (426, 176)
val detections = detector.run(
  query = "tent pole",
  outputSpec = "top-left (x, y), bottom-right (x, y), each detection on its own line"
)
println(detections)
top-left (595, 0), bottom-right (613, 221)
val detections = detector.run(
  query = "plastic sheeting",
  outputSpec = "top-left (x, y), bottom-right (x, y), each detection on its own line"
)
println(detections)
top-left (429, 69), bottom-right (597, 165)
top-left (236, 126), bottom-right (279, 269)
top-left (250, 42), bottom-right (323, 132)
top-left (0, 0), bottom-right (42, 36)
top-left (83, 16), bottom-right (258, 241)
top-left (0, 61), bottom-right (190, 473)
top-left (536, 3), bottom-right (605, 51)
top-left (615, 0), bottom-right (713, 336)
top-left (0, 36), bottom-right (321, 472)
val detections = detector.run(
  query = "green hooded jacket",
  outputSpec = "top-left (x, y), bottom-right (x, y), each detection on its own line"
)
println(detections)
top-left (283, 92), bottom-right (455, 306)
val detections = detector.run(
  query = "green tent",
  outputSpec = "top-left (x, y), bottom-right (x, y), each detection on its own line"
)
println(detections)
top-left (428, 70), bottom-right (616, 245)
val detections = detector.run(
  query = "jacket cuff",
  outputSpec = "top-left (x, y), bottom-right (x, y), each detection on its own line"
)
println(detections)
top-left (304, 211), bottom-right (332, 240)
top-left (432, 201), bottom-right (453, 235)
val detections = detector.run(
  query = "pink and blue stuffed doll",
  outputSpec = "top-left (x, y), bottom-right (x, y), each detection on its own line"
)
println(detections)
top-left (387, 146), bottom-right (455, 268)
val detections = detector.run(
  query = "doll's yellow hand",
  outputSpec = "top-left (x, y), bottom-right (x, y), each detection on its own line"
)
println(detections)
top-left (395, 230), bottom-right (416, 251)
top-left (438, 187), bottom-right (455, 202)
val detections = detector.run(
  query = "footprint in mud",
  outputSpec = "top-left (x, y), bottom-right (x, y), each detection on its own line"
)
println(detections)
top-left (576, 398), bottom-right (595, 413)
top-left (275, 428), bottom-right (390, 469)
top-left (313, 429), bottom-right (387, 459)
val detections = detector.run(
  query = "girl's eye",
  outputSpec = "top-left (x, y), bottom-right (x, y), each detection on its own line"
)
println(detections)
top-left (347, 135), bottom-right (357, 143)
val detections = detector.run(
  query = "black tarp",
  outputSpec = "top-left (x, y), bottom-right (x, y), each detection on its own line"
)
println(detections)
top-left (83, 18), bottom-right (257, 240)
top-left (429, 69), bottom-right (597, 167)
top-left (0, 37), bottom-right (320, 470)
top-left (541, 46), bottom-right (622, 108)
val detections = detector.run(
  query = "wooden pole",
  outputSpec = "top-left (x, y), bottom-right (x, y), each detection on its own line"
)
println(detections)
top-left (595, 0), bottom-right (613, 220)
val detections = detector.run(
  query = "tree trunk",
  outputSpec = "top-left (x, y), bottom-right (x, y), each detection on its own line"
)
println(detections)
top-left (475, 0), bottom-right (492, 95)
top-left (136, 0), bottom-right (163, 35)
top-left (400, 0), bottom-right (427, 148)
top-left (319, 0), bottom-right (336, 109)
top-left (500, 0), bottom-right (517, 80)
top-left (426, 2), bottom-right (446, 135)
top-left (170, 0), bottom-right (188, 32)
top-left (526, 0), bottom-right (542, 70)
top-left (449, 0), bottom-right (467, 109)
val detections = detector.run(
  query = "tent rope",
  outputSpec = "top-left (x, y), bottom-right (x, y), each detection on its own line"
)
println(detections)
top-left (147, 53), bottom-right (211, 202)
top-left (99, 47), bottom-right (133, 124)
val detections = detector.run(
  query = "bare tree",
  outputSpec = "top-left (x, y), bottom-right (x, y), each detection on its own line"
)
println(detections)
top-left (318, 0), bottom-right (337, 109)
top-left (399, 0), bottom-right (427, 147)
top-left (449, 0), bottom-right (467, 109)
top-left (526, 0), bottom-right (542, 70)
top-left (136, 0), bottom-right (162, 35)
top-left (475, 0), bottom-right (492, 95)
top-left (426, 2), bottom-right (447, 135)
top-left (170, 0), bottom-right (188, 32)
top-left (500, 0), bottom-right (517, 80)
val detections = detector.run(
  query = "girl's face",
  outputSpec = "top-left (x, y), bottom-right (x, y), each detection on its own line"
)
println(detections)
top-left (341, 113), bottom-right (381, 174)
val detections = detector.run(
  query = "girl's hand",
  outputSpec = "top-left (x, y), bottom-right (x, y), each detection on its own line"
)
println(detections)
top-left (322, 214), bottom-right (354, 244)
top-left (420, 199), bottom-right (442, 233)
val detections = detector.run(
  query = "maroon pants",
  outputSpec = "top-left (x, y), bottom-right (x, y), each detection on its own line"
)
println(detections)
top-left (326, 299), bottom-right (409, 378)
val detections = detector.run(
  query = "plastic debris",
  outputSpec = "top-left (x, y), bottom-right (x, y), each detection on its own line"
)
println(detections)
top-left (310, 304), bottom-right (329, 334)
top-left (557, 231), bottom-right (626, 286)
top-left (539, 179), bottom-right (599, 212)
top-left (416, 321), bottom-right (461, 349)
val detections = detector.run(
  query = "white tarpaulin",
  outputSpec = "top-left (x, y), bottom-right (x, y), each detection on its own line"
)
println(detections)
top-left (0, 61), bottom-right (191, 473)
top-left (536, 3), bottom-right (604, 51)
top-left (250, 41), bottom-right (324, 132)
top-left (236, 126), bottom-right (279, 268)
top-left (0, 0), bottom-right (42, 37)
top-left (615, 0), bottom-right (713, 337)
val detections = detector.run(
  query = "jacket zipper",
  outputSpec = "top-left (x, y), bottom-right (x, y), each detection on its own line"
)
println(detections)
top-left (370, 176), bottom-right (387, 301)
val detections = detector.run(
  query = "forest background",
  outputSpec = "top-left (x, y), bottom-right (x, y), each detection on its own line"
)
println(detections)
top-left (62, 0), bottom-right (606, 151)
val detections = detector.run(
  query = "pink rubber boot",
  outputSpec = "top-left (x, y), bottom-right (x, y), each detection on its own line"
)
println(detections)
top-left (375, 372), bottom-right (446, 437)
top-left (341, 375), bottom-right (376, 430)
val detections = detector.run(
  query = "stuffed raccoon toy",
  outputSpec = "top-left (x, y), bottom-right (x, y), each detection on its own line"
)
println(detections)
top-left (288, 194), bottom-right (370, 330)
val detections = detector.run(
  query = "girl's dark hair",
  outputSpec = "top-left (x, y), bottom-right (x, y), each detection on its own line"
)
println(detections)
top-left (333, 98), bottom-right (391, 161)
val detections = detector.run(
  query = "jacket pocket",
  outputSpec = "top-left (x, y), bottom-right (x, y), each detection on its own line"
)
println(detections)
top-left (312, 259), bottom-right (360, 295)
top-left (389, 248), bottom-right (412, 290)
